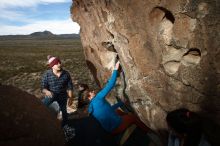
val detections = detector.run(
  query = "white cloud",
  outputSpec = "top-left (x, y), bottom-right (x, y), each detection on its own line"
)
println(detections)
top-left (0, 9), bottom-right (23, 20)
top-left (0, 18), bottom-right (80, 35)
top-left (0, 0), bottom-right (70, 8)
top-left (0, 9), bottom-right (32, 23)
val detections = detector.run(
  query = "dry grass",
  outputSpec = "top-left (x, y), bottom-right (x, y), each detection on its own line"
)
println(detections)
top-left (0, 37), bottom-right (96, 97)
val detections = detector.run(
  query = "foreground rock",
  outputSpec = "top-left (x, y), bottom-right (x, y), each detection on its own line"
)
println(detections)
top-left (71, 0), bottom-right (220, 144)
top-left (0, 85), bottom-right (65, 146)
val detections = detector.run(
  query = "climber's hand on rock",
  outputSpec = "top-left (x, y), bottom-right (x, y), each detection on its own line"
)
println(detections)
top-left (114, 61), bottom-right (120, 70)
top-left (121, 97), bottom-right (129, 105)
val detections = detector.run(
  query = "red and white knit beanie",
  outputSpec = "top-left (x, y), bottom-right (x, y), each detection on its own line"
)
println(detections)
top-left (47, 55), bottom-right (61, 68)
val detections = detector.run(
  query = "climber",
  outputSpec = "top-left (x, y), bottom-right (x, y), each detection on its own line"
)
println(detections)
top-left (41, 55), bottom-right (74, 127)
top-left (166, 108), bottom-right (212, 146)
top-left (86, 60), bottom-right (151, 135)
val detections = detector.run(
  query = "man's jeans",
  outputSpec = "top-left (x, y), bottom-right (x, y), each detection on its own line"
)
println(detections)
top-left (42, 95), bottom-right (68, 127)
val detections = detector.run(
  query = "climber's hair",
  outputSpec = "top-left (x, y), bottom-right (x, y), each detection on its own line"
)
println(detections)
top-left (85, 88), bottom-right (98, 97)
top-left (166, 108), bottom-right (202, 146)
top-left (78, 83), bottom-right (89, 91)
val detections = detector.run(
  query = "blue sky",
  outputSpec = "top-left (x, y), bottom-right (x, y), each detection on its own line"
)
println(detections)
top-left (0, 0), bottom-right (80, 35)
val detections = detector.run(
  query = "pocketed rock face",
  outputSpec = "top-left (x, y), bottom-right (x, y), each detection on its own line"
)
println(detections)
top-left (71, 0), bottom-right (220, 136)
top-left (0, 85), bottom-right (65, 146)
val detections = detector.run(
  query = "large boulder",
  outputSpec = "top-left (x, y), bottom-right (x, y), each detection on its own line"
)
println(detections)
top-left (71, 0), bottom-right (219, 144)
top-left (0, 85), bottom-right (65, 146)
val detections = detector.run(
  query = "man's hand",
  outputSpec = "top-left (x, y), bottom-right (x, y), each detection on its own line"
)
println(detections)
top-left (43, 89), bottom-right (53, 98)
top-left (68, 98), bottom-right (73, 106)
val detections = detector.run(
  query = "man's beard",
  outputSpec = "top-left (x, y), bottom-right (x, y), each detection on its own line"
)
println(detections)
top-left (57, 67), bottom-right (62, 71)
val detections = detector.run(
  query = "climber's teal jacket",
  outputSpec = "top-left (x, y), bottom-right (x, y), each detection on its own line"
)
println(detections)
top-left (88, 70), bottom-right (123, 132)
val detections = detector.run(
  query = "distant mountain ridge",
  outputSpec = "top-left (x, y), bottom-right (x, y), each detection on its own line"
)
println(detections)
top-left (30, 30), bottom-right (54, 36)
top-left (0, 30), bottom-right (80, 40)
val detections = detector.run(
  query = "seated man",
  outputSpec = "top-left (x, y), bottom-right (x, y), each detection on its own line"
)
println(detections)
top-left (41, 55), bottom-right (74, 127)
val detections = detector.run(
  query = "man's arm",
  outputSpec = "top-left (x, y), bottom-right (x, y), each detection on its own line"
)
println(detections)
top-left (41, 72), bottom-right (53, 98)
top-left (67, 90), bottom-right (73, 98)
top-left (66, 72), bottom-right (74, 106)
top-left (67, 89), bottom-right (75, 106)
